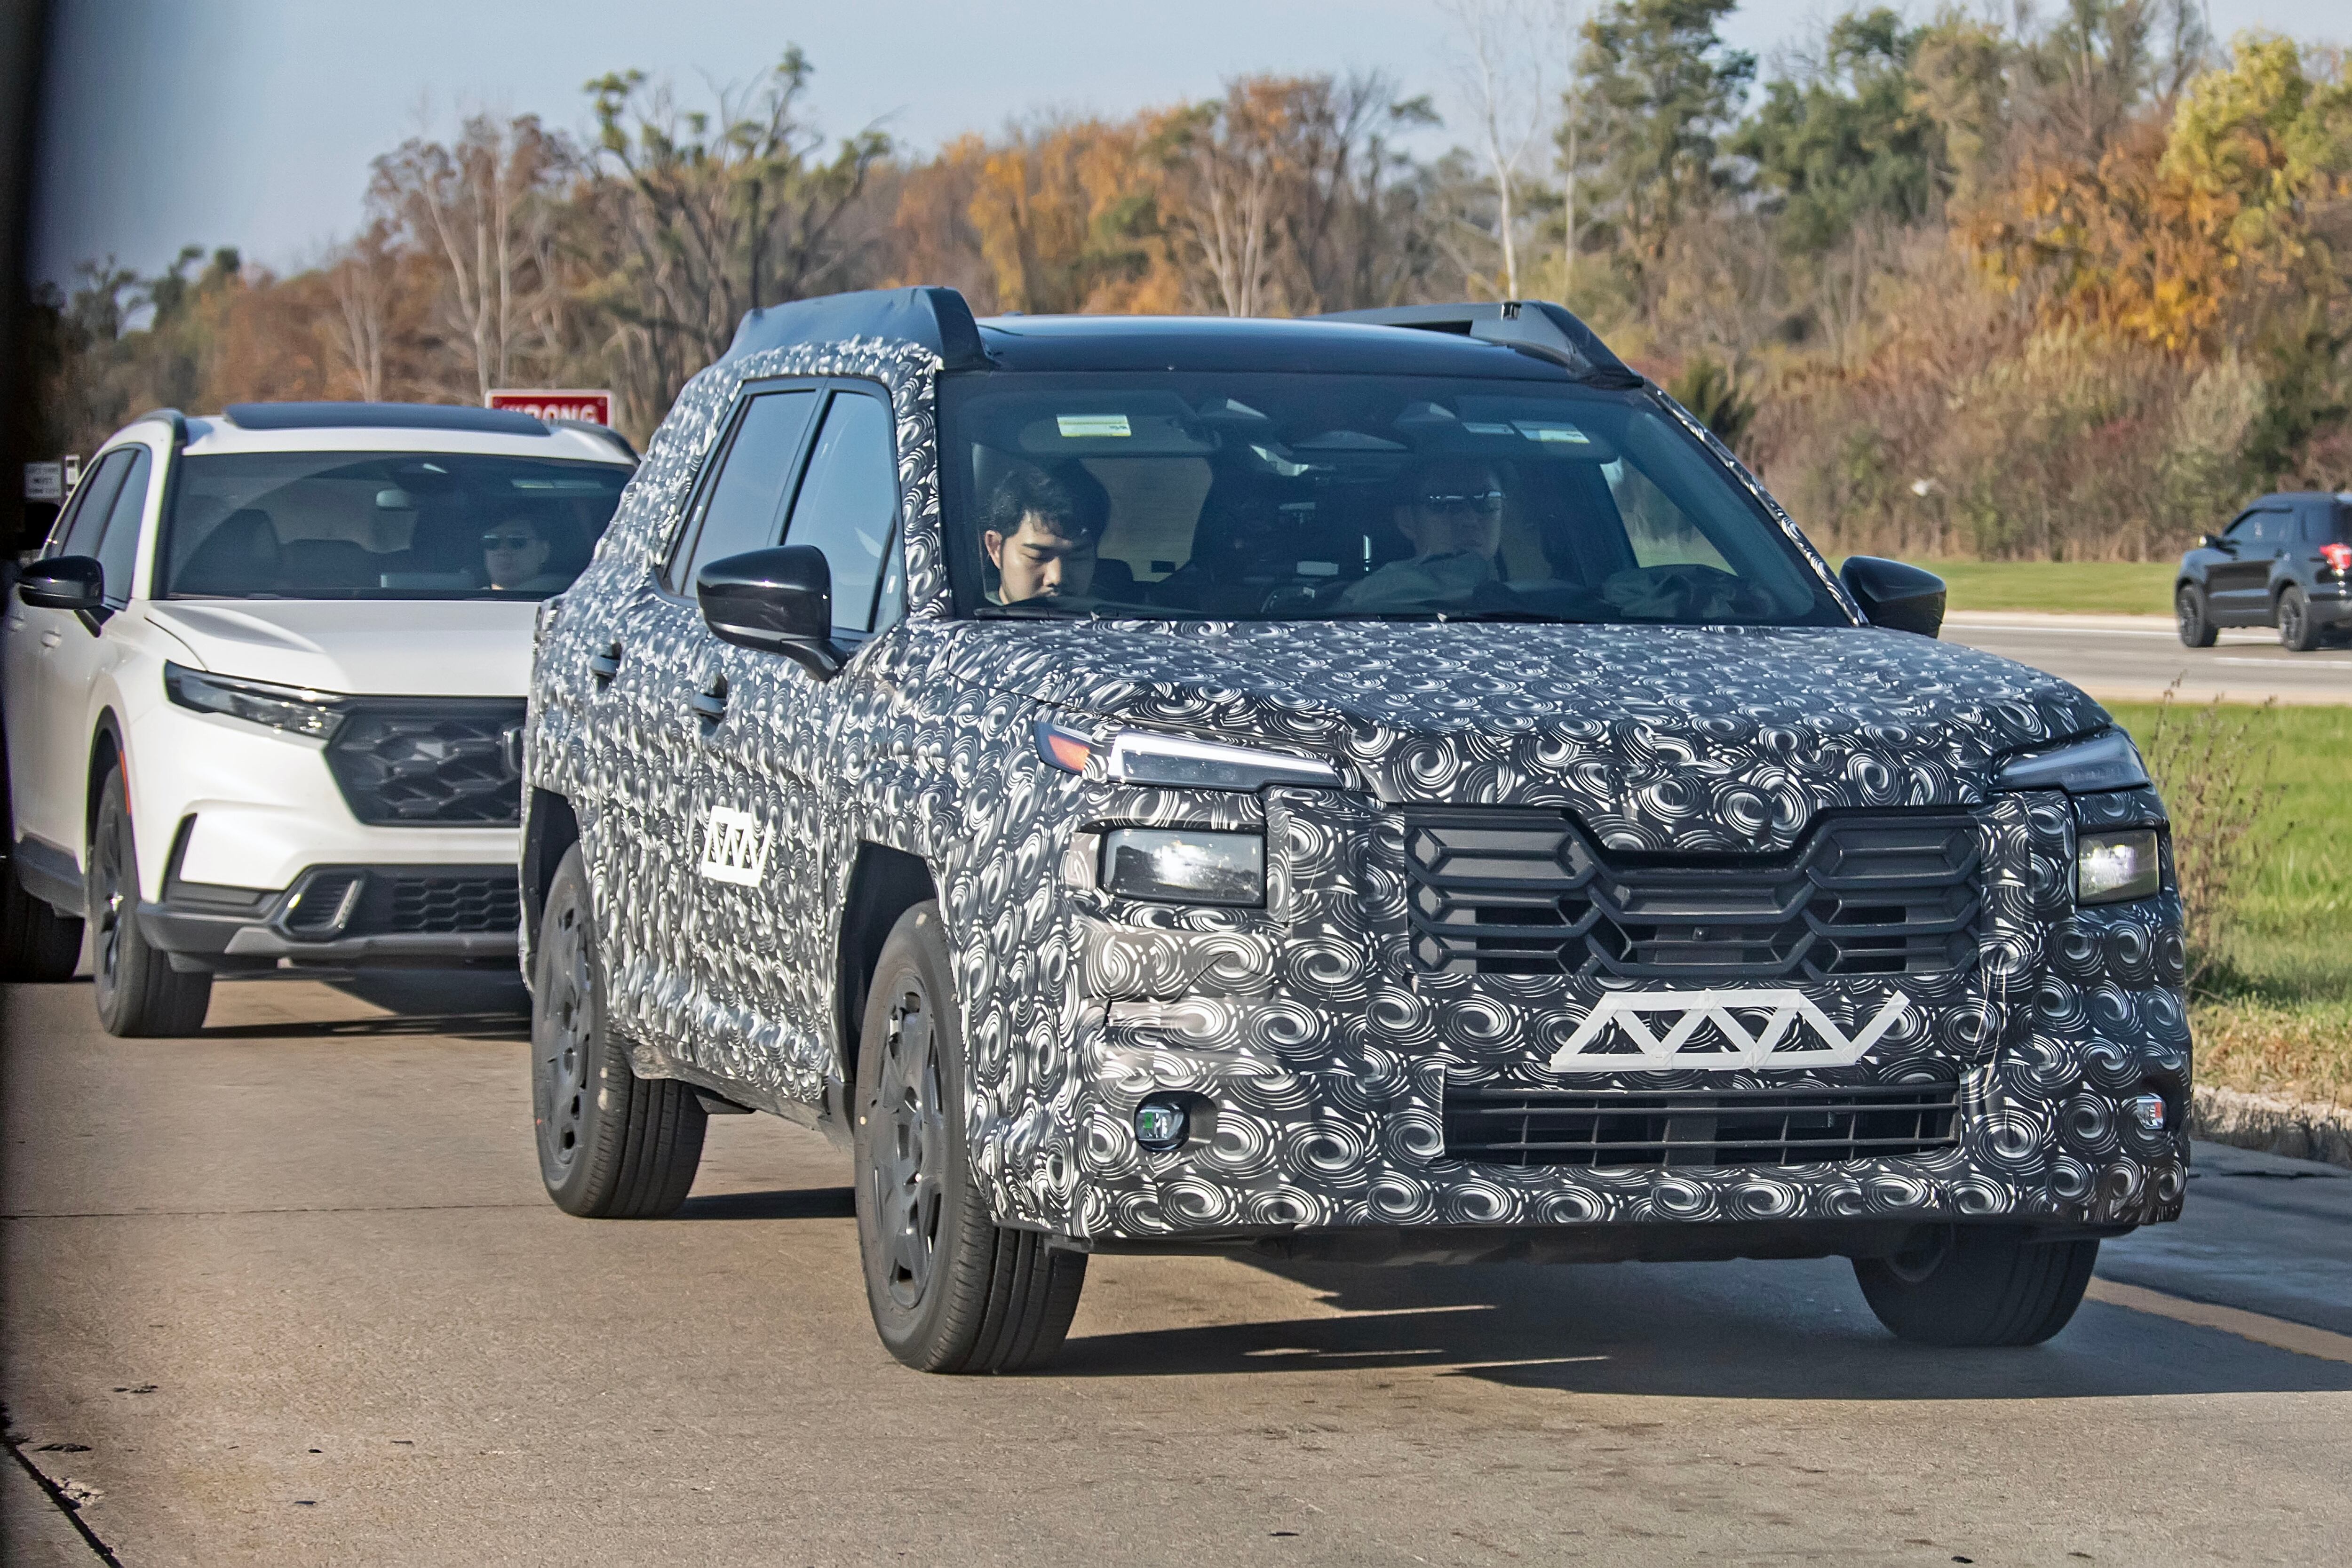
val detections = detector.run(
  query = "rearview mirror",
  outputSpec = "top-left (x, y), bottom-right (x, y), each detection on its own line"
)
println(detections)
top-left (17, 555), bottom-right (105, 613)
top-left (697, 546), bottom-right (845, 680)
top-left (1839, 556), bottom-right (1946, 638)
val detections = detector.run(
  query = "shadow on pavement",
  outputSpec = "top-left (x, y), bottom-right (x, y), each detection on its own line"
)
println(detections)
top-left (675, 1186), bottom-right (855, 1221)
top-left (1049, 1256), bottom-right (2352, 1398)
top-left (196, 971), bottom-right (531, 1042)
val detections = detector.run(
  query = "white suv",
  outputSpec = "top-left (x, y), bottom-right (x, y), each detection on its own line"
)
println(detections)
top-left (2, 402), bottom-right (635, 1034)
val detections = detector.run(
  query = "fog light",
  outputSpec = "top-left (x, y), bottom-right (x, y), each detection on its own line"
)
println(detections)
top-left (2077, 829), bottom-right (2161, 905)
top-left (1135, 1098), bottom-right (1188, 1152)
top-left (2128, 1091), bottom-right (2168, 1131)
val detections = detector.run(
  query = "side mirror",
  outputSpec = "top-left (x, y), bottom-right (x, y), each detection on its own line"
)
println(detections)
top-left (2201, 533), bottom-right (2233, 552)
top-left (1840, 555), bottom-right (1946, 638)
top-left (17, 555), bottom-right (105, 613)
top-left (696, 545), bottom-right (845, 680)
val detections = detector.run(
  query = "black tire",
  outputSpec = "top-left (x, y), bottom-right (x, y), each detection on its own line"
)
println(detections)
top-left (855, 901), bottom-right (1086, 1373)
top-left (87, 772), bottom-right (211, 1036)
top-left (2175, 584), bottom-right (2217, 647)
top-left (2278, 585), bottom-right (2320, 652)
top-left (1854, 1226), bottom-right (2098, 1347)
top-left (531, 845), bottom-right (706, 1218)
top-left (2, 856), bottom-right (84, 980)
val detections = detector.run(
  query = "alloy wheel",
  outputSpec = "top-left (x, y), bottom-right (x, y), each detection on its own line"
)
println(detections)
top-left (871, 981), bottom-right (947, 1312)
top-left (90, 814), bottom-right (127, 987)
top-left (533, 899), bottom-right (593, 1177)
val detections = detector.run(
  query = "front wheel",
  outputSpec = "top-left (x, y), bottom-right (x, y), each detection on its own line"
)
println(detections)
top-left (531, 845), bottom-right (707, 1217)
top-left (2278, 585), bottom-right (2320, 652)
top-left (2175, 585), bottom-right (2217, 647)
top-left (855, 901), bottom-right (1086, 1373)
top-left (87, 772), bottom-right (211, 1036)
top-left (1854, 1226), bottom-right (2098, 1347)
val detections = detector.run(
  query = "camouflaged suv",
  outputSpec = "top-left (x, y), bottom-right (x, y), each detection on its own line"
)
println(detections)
top-left (520, 288), bottom-right (2187, 1372)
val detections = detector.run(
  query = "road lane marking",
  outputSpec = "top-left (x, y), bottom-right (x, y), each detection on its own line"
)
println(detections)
top-left (2087, 1277), bottom-right (2352, 1364)
top-left (2212, 656), bottom-right (2352, 668)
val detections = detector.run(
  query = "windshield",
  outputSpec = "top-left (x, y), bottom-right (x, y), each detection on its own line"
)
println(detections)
top-left (161, 451), bottom-right (630, 601)
top-left (938, 371), bottom-right (1844, 626)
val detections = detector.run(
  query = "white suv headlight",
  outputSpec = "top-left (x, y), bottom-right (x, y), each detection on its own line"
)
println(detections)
top-left (164, 662), bottom-right (348, 740)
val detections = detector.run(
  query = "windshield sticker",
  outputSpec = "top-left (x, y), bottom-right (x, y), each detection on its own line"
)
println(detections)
top-left (1057, 414), bottom-right (1132, 439)
top-left (1462, 422), bottom-right (1513, 435)
top-left (1513, 420), bottom-right (1591, 444)
top-left (698, 806), bottom-right (771, 887)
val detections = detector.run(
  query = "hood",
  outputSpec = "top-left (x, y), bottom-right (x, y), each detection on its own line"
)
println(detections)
top-left (937, 619), bottom-right (2109, 853)
top-left (143, 599), bottom-right (540, 698)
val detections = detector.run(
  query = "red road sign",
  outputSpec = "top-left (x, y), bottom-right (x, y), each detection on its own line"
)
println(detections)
top-left (487, 389), bottom-right (614, 426)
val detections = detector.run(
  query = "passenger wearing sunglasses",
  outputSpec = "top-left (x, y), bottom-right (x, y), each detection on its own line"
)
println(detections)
top-left (1337, 458), bottom-right (1509, 612)
top-left (480, 515), bottom-right (568, 592)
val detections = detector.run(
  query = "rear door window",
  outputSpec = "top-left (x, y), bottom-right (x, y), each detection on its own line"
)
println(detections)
top-left (91, 447), bottom-right (154, 601)
top-left (782, 389), bottom-right (898, 637)
top-left (672, 389), bottom-right (820, 593)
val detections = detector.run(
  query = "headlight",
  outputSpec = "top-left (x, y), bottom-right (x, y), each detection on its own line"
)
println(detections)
top-left (1994, 729), bottom-right (2150, 794)
top-left (164, 662), bottom-right (348, 740)
top-left (1035, 721), bottom-right (1340, 791)
top-left (1101, 828), bottom-right (1265, 905)
top-left (2077, 829), bottom-right (2162, 904)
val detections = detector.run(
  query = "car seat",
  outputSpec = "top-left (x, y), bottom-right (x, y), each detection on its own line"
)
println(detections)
top-left (172, 508), bottom-right (281, 595)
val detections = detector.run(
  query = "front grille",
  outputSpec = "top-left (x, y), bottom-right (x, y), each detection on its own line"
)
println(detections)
top-left (276, 868), bottom-right (520, 939)
top-left (1444, 1082), bottom-right (1962, 1169)
top-left (325, 700), bottom-right (526, 826)
top-left (1405, 809), bottom-right (1980, 981)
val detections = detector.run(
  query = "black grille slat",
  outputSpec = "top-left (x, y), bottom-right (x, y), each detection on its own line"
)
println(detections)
top-left (325, 700), bottom-right (527, 827)
top-left (1406, 809), bottom-right (1981, 981)
top-left (1444, 1082), bottom-right (1963, 1169)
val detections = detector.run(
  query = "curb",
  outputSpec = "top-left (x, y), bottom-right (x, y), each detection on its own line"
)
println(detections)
top-left (2189, 1084), bottom-right (2352, 1170)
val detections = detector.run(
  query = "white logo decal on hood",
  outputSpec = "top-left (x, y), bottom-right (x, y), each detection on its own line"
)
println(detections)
top-left (1547, 989), bottom-right (1914, 1073)
top-left (698, 806), bottom-right (771, 887)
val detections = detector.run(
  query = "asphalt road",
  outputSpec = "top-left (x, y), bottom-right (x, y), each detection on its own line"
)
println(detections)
top-left (7, 973), bottom-right (2351, 1567)
top-left (1941, 611), bottom-right (2352, 706)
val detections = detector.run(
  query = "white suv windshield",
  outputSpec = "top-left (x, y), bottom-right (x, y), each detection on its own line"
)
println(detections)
top-left (161, 451), bottom-right (629, 600)
top-left (939, 372), bottom-right (1843, 626)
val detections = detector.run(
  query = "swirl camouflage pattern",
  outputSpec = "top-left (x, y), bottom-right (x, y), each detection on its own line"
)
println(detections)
top-left (523, 305), bottom-right (2188, 1266)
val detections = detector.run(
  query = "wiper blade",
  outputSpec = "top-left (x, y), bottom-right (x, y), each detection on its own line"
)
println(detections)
top-left (971, 602), bottom-right (1092, 620)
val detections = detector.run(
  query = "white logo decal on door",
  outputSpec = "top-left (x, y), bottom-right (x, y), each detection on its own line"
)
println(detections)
top-left (1546, 989), bottom-right (1914, 1073)
top-left (697, 806), bottom-right (770, 887)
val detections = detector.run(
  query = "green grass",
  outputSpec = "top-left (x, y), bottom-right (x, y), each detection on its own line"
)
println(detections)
top-left (2105, 701), bottom-right (2352, 1105)
top-left (1891, 559), bottom-right (2180, 617)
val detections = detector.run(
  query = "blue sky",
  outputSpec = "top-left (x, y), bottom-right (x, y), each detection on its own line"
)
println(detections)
top-left (32, 0), bottom-right (2348, 286)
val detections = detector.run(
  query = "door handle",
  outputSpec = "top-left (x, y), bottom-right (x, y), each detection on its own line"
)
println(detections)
top-left (688, 678), bottom-right (728, 723)
top-left (39, 630), bottom-right (60, 649)
top-left (588, 641), bottom-right (621, 683)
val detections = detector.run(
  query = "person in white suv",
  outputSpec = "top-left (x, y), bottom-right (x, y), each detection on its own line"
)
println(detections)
top-left (1, 401), bottom-right (635, 1035)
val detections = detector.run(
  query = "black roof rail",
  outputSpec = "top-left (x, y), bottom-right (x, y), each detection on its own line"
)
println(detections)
top-left (131, 407), bottom-right (189, 446)
top-left (1315, 302), bottom-right (1643, 387)
top-left (222, 401), bottom-right (549, 436)
top-left (725, 286), bottom-right (989, 371)
top-left (551, 418), bottom-right (638, 462)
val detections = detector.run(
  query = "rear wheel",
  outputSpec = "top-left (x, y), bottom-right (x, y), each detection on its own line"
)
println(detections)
top-left (855, 901), bottom-right (1086, 1373)
top-left (1854, 1225), bottom-right (2098, 1347)
top-left (531, 845), bottom-right (707, 1217)
top-left (87, 772), bottom-right (211, 1036)
top-left (2, 856), bottom-right (84, 980)
top-left (2278, 585), bottom-right (2320, 652)
top-left (2175, 585), bottom-right (2217, 648)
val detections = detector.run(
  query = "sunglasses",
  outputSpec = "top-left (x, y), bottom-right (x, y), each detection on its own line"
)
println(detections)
top-left (481, 533), bottom-right (538, 551)
top-left (1417, 490), bottom-right (1504, 516)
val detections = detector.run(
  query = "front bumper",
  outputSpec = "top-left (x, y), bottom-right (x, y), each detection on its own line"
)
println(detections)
top-left (968, 787), bottom-right (2191, 1249)
top-left (139, 862), bottom-right (520, 971)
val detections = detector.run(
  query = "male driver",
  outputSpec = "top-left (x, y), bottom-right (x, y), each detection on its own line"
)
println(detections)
top-left (982, 463), bottom-right (1108, 604)
top-left (481, 515), bottom-right (568, 593)
top-left (1338, 457), bottom-right (1508, 611)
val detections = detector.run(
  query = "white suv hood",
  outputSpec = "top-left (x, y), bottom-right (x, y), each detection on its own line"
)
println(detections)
top-left (145, 599), bottom-right (539, 698)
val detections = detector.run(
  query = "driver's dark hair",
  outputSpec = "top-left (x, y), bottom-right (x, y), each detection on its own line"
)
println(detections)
top-left (984, 462), bottom-right (1108, 544)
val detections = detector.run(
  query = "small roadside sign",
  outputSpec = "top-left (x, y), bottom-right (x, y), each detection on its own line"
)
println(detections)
top-left (488, 389), bottom-right (614, 426)
top-left (24, 461), bottom-right (62, 501)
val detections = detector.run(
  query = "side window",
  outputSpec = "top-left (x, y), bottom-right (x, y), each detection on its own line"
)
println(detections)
top-left (784, 390), bottom-right (899, 636)
top-left (91, 447), bottom-right (154, 602)
top-left (672, 389), bottom-right (819, 593)
top-left (2221, 511), bottom-right (2260, 542)
top-left (53, 449), bottom-right (133, 558)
